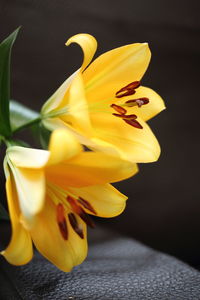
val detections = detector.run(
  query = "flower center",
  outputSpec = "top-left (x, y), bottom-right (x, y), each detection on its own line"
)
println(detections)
top-left (110, 81), bottom-right (149, 129)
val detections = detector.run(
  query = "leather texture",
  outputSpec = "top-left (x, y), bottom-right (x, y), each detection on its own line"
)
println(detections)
top-left (0, 227), bottom-right (200, 300)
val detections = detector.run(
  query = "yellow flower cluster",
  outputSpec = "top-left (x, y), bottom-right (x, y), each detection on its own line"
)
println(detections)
top-left (1, 34), bottom-right (165, 272)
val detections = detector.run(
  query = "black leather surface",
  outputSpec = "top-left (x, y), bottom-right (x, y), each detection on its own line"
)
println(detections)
top-left (0, 226), bottom-right (200, 300)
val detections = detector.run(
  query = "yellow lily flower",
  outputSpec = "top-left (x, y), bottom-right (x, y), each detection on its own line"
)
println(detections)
top-left (41, 34), bottom-right (165, 163)
top-left (1, 129), bottom-right (137, 272)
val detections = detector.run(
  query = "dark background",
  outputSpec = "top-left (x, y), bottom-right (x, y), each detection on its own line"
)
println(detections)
top-left (0, 0), bottom-right (199, 268)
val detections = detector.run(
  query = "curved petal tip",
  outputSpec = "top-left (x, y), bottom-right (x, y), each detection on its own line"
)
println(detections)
top-left (65, 33), bottom-right (97, 71)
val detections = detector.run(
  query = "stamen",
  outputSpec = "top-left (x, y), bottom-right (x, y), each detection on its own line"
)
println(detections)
top-left (78, 209), bottom-right (95, 228)
top-left (123, 118), bottom-right (143, 129)
top-left (56, 204), bottom-right (68, 240)
top-left (112, 113), bottom-right (137, 120)
top-left (68, 213), bottom-right (84, 239)
top-left (78, 197), bottom-right (97, 215)
top-left (125, 97), bottom-right (149, 108)
top-left (67, 196), bottom-right (95, 228)
top-left (116, 81), bottom-right (140, 98)
top-left (67, 195), bottom-right (82, 214)
top-left (110, 104), bottom-right (127, 115)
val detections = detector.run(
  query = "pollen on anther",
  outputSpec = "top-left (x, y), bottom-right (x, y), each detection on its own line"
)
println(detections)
top-left (110, 104), bottom-right (127, 115)
top-left (125, 97), bottom-right (149, 108)
top-left (123, 118), bottom-right (143, 129)
top-left (67, 196), bottom-right (95, 228)
top-left (115, 81), bottom-right (140, 98)
top-left (56, 204), bottom-right (68, 240)
top-left (79, 209), bottom-right (95, 228)
top-left (68, 213), bottom-right (84, 239)
top-left (78, 197), bottom-right (97, 215)
top-left (113, 113), bottom-right (137, 120)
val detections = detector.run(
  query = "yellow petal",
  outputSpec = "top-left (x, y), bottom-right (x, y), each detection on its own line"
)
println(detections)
top-left (8, 161), bottom-right (45, 219)
top-left (126, 86), bottom-right (166, 121)
top-left (41, 71), bottom-right (78, 114)
top-left (66, 33), bottom-right (97, 72)
top-left (90, 113), bottom-right (160, 163)
top-left (42, 118), bottom-right (95, 150)
top-left (1, 176), bottom-right (33, 265)
top-left (42, 117), bottom-right (69, 131)
top-left (46, 152), bottom-right (136, 188)
top-left (7, 146), bottom-right (50, 169)
top-left (61, 72), bottom-right (92, 135)
top-left (83, 43), bottom-right (151, 104)
top-left (30, 197), bottom-right (87, 272)
top-left (70, 183), bottom-right (133, 218)
top-left (47, 129), bottom-right (83, 166)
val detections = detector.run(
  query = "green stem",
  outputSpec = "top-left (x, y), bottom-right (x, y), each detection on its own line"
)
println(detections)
top-left (0, 136), bottom-right (21, 147)
top-left (12, 116), bottom-right (42, 134)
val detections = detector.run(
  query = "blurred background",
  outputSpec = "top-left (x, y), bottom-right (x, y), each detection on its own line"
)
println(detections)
top-left (0, 0), bottom-right (199, 268)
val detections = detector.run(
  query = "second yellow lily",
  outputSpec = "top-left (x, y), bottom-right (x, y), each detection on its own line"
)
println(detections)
top-left (2, 129), bottom-right (137, 272)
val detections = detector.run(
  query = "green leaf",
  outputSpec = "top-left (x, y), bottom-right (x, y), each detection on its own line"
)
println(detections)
top-left (0, 28), bottom-right (20, 137)
top-left (10, 100), bottom-right (49, 149)
top-left (0, 202), bottom-right (9, 221)
top-left (10, 100), bottom-right (39, 131)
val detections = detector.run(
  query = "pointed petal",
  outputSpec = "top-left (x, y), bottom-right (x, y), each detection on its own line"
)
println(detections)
top-left (90, 113), bottom-right (160, 163)
top-left (47, 129), bottom-right (83, 166)
top-left (42, 117), bottom-right (69, 131)
top-left (1, 176), bottom-right (33, 265)
top-left (70, 183), bottom-right (131, 218)
top-left (83, 43), bottom-right (151, 103)
top-left (126, 86), bottom-right (166, 121)
top-left (7, 146), bottom-right (50, 169)
top-left (42, 118), bottom-right (94, 147)
top-left (66, 33), bottom-right (97, 72)
top-left (61, 72), bottom-right (92, 135)
top-left (30, 197), bottom-right (87, 272)
top-left (43, 73), bottom-right (92, 136)
top-left (8, 161), bottom-right (45, 218)
top-left (46, 152), bottom-right (137, 188)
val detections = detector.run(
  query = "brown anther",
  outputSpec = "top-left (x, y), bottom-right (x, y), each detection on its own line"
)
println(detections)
top-left (68, 213), bottom-right (84, 239)
top-left (78, 197), bottom-right (97, 215)
top-left (56, 204), bottom-right (68, 240)
top-left (67, 195), bottom-right (82, 214)
top-left (125, 97), bottom-right (149, 108)
top-left (113, 113), bottom-right (137, 120)
top-left (123, 118), bottom-right (143, 129)
top-left (67, 196), bottom-right (95, 228)
top-left (110, 104), bottom-right (127, 115)
top-left (115, 81), bottom-right (140, 98)
top-left (79, 209), bottom-right (95, 228)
